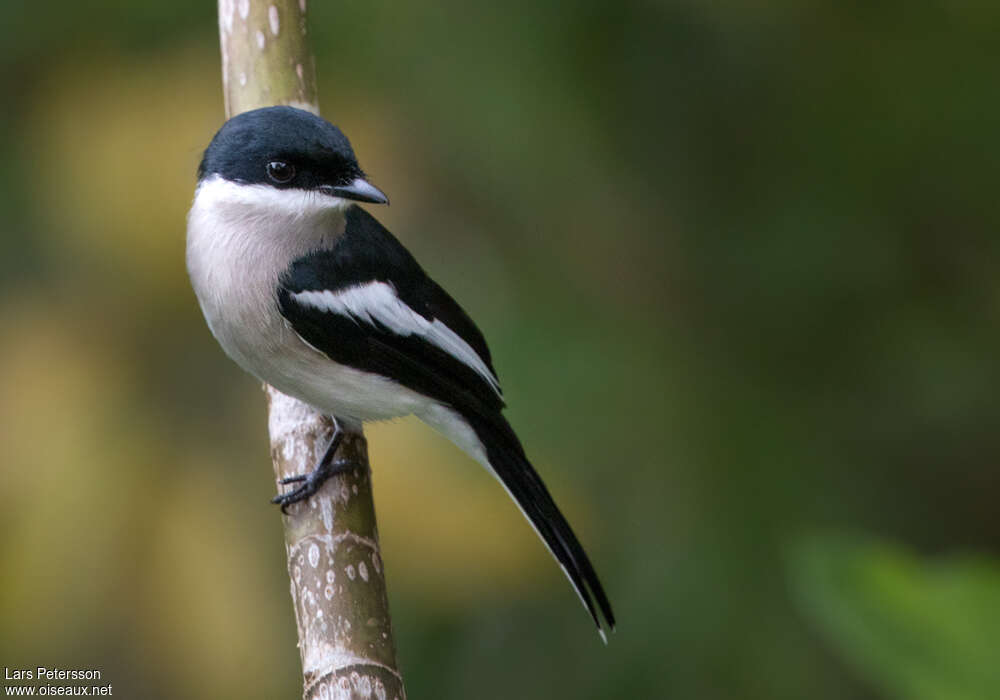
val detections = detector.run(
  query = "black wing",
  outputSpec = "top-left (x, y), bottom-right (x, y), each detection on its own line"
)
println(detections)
top-left (280, 206), bottom-right (616, 637)
top-left (278, 205), bottom-right (504, 417)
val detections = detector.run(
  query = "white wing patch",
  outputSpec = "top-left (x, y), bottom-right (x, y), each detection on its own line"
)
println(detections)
top-left (291, 281), bottom-right (502, 397)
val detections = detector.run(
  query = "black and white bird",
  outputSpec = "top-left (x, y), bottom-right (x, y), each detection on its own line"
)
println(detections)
top-left (186, 106), bottom-right (614, 639)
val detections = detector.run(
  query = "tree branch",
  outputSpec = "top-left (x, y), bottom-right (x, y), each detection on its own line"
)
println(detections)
top-left (216, 2), bottom-right (405, 698)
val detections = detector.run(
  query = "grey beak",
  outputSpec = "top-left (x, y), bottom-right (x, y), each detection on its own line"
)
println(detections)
top-left (324, 177), bottom-right (389, 204)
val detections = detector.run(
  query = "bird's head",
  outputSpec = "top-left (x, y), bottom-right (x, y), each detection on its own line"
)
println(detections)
top-left (197, 106), bottom-right (388, 207)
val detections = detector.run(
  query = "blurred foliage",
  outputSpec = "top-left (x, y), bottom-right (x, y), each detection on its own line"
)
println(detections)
top-left (790, 537), bottom-right (1000, 700)
top-left (1, 0), bottom-right (998, 699)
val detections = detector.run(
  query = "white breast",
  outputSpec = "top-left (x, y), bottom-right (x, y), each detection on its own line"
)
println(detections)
top-left (185, 176), bottom-right (430, 422)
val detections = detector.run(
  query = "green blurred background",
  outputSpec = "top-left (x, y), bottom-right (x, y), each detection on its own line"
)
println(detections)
top-left (2, 1), bottom-right (999, 698)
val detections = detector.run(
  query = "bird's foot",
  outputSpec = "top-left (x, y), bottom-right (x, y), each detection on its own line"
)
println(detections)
top-left (271, 425), bottom-right (358, 513)
top-left (271, 458), bottom-right (356, 512)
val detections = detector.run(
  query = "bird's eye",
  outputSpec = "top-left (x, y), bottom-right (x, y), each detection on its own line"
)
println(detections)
top-left (266, 161), bottom-right (295, 183)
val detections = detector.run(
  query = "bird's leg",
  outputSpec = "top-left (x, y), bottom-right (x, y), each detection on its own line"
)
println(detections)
top-left (271, 419), bottom-right (359, 513)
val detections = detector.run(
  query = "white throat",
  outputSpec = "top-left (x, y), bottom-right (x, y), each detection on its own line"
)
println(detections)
top-left (191, 175), bottom-right (349, 243)
top-left (185, 175), bottom-right (349, 375)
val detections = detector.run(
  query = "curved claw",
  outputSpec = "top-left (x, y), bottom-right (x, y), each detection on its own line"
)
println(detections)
top-left (272, 458), bottom-right (357, 513)
top-left (272, 423), bottom-right (347, 513)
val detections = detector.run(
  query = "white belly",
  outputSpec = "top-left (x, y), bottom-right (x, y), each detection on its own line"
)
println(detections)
top-left (185, 177), bottom-right (430, 422)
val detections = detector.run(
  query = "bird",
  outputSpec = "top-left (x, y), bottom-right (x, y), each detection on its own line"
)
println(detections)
top-left (186, 105), bottom-right (614, 639)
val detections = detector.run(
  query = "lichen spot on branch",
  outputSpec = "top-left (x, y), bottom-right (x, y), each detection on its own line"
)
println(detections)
top-left (269, 5), bottom-right (281, 35)
top-left (220, 0), bottom-right (235, 33)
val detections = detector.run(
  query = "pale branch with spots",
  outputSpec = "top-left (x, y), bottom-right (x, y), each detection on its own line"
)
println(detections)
top-left (219, 0), bottom-right (318, 117)
top-left (216, 2), bottom-right (406, 698)
top-left (266, 393), bottom-right (403, 699)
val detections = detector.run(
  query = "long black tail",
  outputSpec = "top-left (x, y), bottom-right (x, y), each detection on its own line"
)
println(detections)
top-left (466, 412), bottom-right (616, 640)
